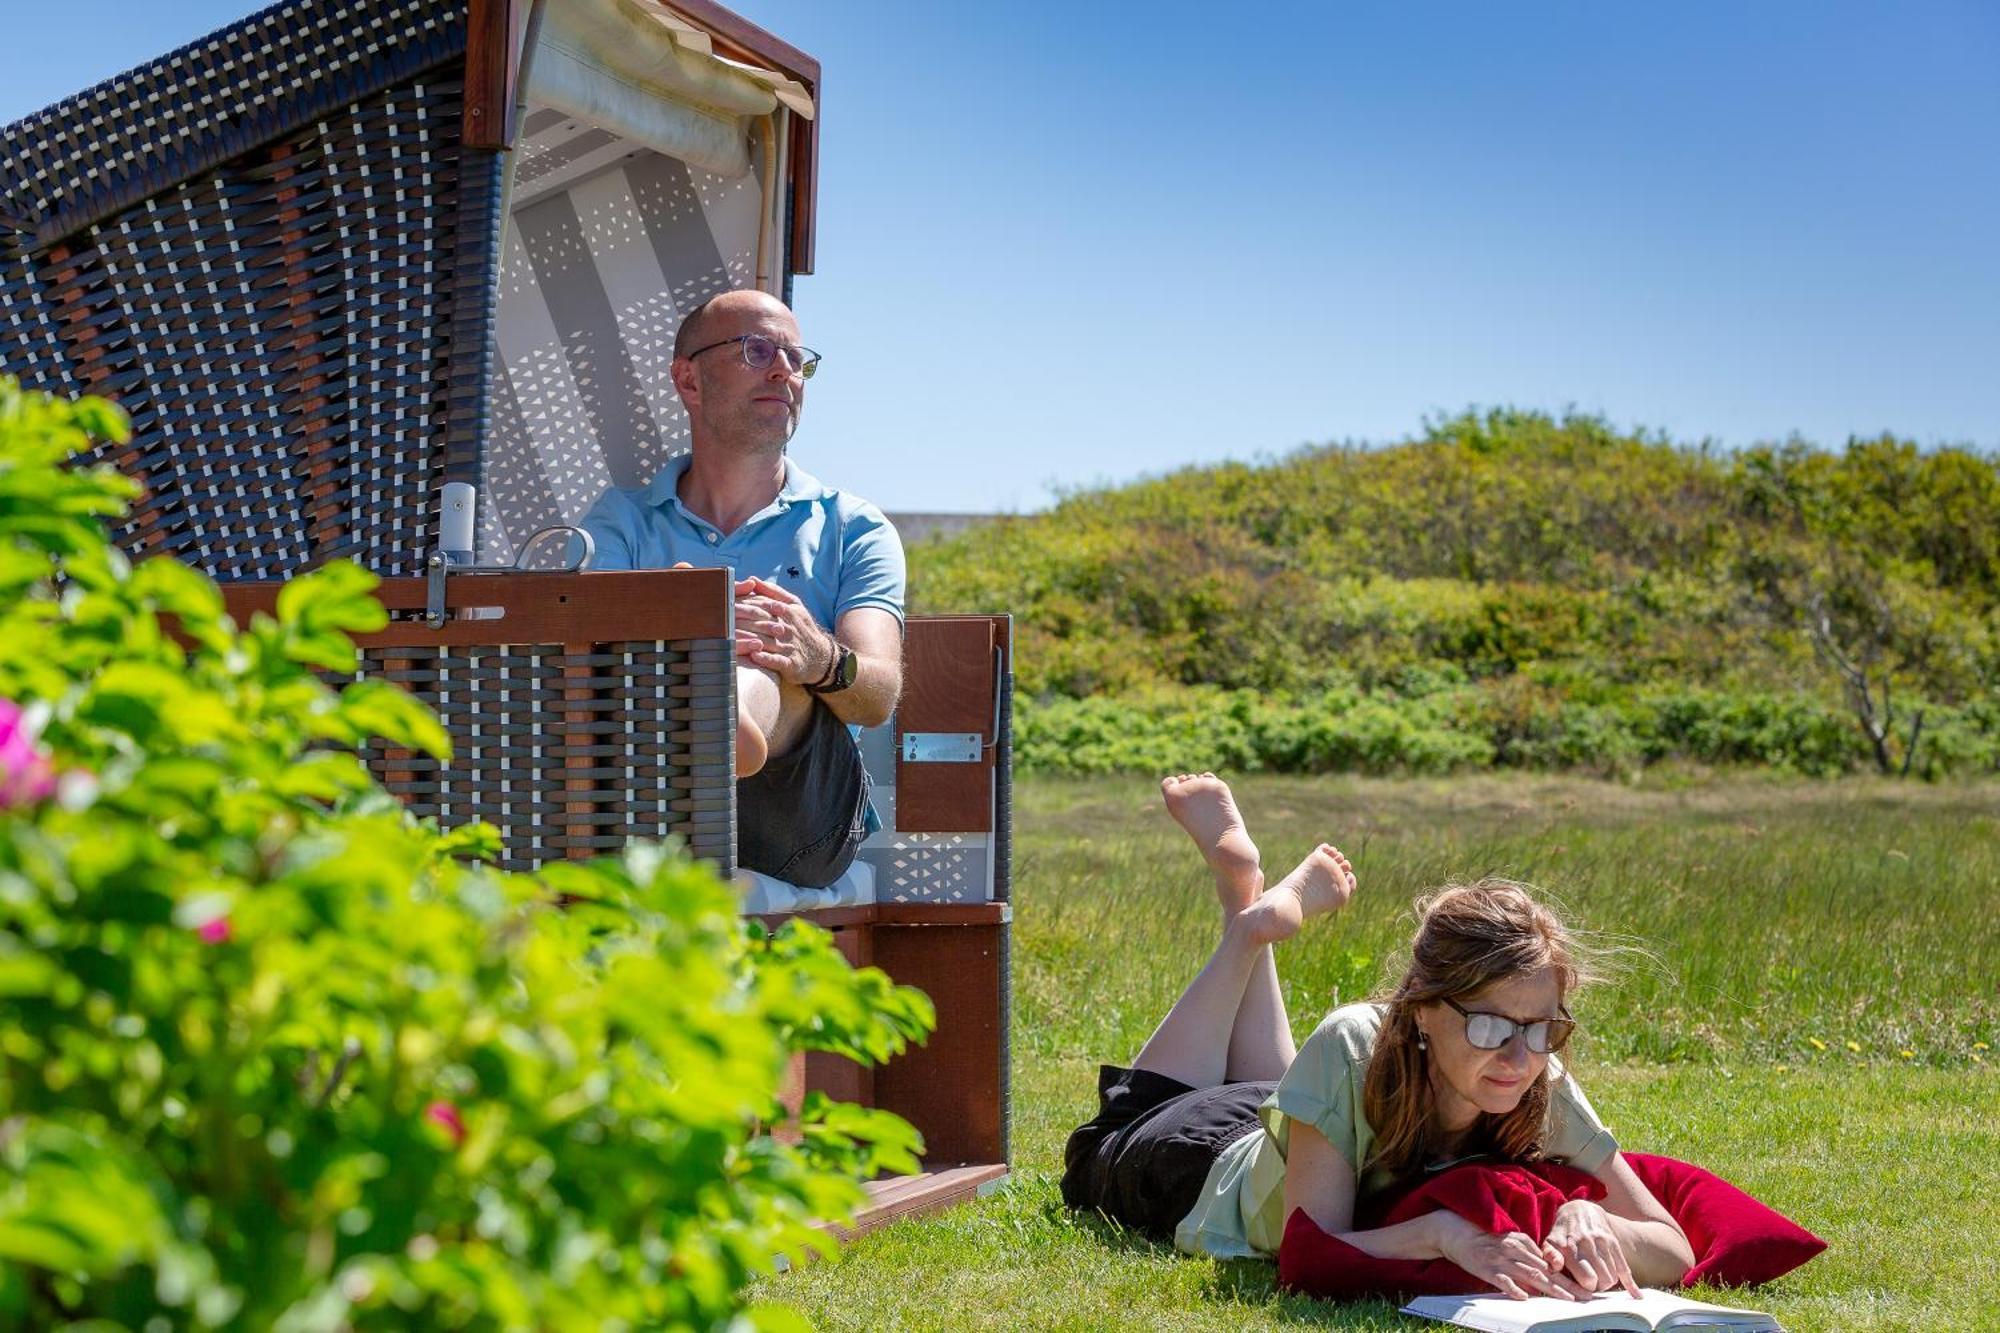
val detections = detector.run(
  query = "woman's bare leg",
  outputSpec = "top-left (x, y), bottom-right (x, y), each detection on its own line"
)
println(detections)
top-left (1132, 775), bottom-right (1354, 1087)
top-left (1155, 774), bottom-right (1292, 1082)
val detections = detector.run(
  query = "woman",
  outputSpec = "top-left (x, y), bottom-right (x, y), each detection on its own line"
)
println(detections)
top-left (1060, 773), bottom-right (1694, 1301)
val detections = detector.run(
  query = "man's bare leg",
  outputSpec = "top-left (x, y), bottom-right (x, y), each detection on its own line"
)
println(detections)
top-left (736, 663), bottom-right (817, 778)
top-left (1132, 784), bottom-right (1354, 1089)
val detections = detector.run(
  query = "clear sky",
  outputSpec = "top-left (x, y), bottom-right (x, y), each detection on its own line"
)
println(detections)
top-left (3, 1), bottom-right (1995, 512)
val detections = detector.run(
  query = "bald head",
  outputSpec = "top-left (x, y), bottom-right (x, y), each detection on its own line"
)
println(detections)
top-left (674, 289), bottom-right (796, 362)
top-left (669, 288), bottom-right (807, 453)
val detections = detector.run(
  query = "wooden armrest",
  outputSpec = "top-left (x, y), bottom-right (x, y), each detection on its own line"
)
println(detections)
top-left (221, 567), bottom-right (732, 645)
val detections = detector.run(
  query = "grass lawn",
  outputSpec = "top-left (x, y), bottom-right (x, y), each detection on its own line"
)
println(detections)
top-left (755, 773), bottom-right (2000, 1331)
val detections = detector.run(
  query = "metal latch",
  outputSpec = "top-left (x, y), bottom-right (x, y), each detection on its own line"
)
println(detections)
top-left (423, 482), bottom-right (593, 628)
top-left (902, 732), bottom-right (984, 763)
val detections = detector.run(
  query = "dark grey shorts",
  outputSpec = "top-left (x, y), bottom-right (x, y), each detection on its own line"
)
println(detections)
top-left (736, 696), bottom-right (869, 889)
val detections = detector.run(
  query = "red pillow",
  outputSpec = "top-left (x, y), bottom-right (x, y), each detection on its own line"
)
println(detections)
top-left (1624, 1152), bottom-right (1825, 1286)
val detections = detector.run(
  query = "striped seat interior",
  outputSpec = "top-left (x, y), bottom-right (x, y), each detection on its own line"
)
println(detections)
top-left (482, 107), bottom-right (767, 566)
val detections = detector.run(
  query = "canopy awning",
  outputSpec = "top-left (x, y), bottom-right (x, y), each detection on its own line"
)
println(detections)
top-left (526, 0), bottom-right (813, 179)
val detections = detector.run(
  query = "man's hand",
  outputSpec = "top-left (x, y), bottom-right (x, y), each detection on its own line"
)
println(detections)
top-left (733, 576), bottom-right (834, 687)
top-left (1543, 1198), bottom-right (1641, 1297)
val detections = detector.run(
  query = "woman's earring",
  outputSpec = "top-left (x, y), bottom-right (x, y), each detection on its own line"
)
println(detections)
top-left (1417, 1030), bottom-right (1428, 1052)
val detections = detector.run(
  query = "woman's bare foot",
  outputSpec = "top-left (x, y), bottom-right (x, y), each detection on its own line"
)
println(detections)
top-left (1237, 844), bottom-right (1356, 947)
top-left (1161, 773), bottom-right (1262, 914)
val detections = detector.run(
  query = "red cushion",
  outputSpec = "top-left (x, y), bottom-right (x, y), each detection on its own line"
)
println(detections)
top-left (1281, 1161), bottom-right (1600, 1300)
top-left (1276, 1153), bottom-right (1824, 1301)
top-left (1623, 1152), bottom-right (1826, 1287)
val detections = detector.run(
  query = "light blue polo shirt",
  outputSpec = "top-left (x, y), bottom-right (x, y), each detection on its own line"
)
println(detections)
top-left (576, 454), bottom-right (906, 631)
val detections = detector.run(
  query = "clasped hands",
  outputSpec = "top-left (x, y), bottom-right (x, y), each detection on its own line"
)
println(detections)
top-left (733, 576), bottom-right (836, 687)
top-left (1439, 1199), bottom-right (1640, 1302)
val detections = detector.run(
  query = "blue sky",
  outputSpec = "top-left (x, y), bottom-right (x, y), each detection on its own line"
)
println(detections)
top-left (3, 1), bottom-right (1995, 512)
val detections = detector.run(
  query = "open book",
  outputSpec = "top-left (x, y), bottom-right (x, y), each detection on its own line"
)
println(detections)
top-left (1402, 1287), bottom-right (1779, 1332)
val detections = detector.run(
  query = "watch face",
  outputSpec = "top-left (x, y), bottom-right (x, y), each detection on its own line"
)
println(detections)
top-left (834, 646), bottom-right (858, 689)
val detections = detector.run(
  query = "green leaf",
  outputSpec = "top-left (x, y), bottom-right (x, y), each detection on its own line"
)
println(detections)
top-left (275, 752), bottom-right (375, 802)
top-left (276, 561), bottom-right (387, 636)
top-left (337, 679), bottom-right (452, 761)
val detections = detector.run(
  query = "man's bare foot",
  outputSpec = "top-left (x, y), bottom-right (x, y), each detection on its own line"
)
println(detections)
top-left (1238, 844), bottom-right (1356, 947)
top-left (1161, 772), bottom-right (1261, 914)
top-left (737, 712), bottom-right (769, 778)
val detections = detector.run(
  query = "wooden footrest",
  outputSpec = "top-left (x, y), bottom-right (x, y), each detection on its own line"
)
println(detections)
top-left (840, 1163), bottom-right (1010, 1239)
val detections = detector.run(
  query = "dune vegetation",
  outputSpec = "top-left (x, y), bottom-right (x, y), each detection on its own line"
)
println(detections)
top-left (910, 410), bottom-right (2000, 778)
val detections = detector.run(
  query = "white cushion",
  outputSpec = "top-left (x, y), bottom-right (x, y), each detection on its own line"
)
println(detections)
top-left (735, 858), bottom-right (875, 915)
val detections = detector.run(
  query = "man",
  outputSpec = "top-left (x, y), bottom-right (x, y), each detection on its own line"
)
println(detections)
top-left (578, 289), bottom-right (904, 887)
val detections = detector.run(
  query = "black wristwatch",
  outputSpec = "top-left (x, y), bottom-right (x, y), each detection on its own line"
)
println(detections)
top-left (810, 641), bottom-right (857, 695)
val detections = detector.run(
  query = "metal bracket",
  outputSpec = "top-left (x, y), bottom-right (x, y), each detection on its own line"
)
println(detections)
top-left (422, 524), bottom-right (592, 628)
top-left (902, 732), bottom-right (984, 764)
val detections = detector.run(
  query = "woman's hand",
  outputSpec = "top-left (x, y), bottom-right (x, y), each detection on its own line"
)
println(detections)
top-left (1543, 1198), bottom-right (1641, 1297)
top-left (1436, 1212), bottom-right (1590, 1301)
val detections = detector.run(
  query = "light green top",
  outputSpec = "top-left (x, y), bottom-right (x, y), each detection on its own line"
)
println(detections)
top-left (1173, 1002), bottom-right (1620, 1259)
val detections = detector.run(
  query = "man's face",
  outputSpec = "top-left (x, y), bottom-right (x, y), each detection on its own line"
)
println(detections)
top-left (675, 295), bottom-right (807, 453)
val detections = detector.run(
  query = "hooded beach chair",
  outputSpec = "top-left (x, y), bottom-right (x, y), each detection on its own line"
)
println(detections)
top-left (0, 0), bottom-right (1009, 1230)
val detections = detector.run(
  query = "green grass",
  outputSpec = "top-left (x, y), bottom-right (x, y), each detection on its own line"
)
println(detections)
top-left (754, 774), bottom-right (2000, 1331)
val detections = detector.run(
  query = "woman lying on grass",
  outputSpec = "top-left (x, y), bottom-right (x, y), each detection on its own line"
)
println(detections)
top-left (1060, 773), bottom-right (1695, 1301)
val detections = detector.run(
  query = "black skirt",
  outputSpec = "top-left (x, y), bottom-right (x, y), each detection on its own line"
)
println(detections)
top-left (1060, 1064), bottom-right (1274, 1241)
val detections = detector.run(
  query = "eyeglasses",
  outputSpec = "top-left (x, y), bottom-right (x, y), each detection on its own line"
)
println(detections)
top-left (683, 332), bottom-right (821, 379)
top-left (1442, 997), bottom-right (1576, 1053)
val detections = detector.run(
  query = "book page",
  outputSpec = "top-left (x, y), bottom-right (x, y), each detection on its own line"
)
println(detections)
top-left (1403, 1287), bottom-right (1777, 1332)
top-left (1401, 1292), bottom-right (1646, 1333)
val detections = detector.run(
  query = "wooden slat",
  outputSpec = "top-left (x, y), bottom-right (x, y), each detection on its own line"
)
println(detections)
top-left (747, 903), bottom-right (1010, 933)
top-left (220, 568), bottom-right (732, 646)
top-left (803, 918), bottom-right (873, 1110)
top-left (463, 0), bottom-right (524, 150)
top-left (869, 919), bottom-right (1006, 1167)
top-left (838, 1164), bottom-right (1009, 1239)
top-left (894, 617), bottom-right (998, 833)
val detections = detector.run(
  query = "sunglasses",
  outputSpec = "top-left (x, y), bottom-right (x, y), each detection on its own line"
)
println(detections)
top-left (1442, 997), bottom-right (1576, 1054)
top-left (684, 332), bottom-right (821, 379)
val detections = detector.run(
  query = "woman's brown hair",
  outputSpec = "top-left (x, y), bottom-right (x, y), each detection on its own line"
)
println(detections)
top-left (1361, 878), bottom-right (1589, 1182)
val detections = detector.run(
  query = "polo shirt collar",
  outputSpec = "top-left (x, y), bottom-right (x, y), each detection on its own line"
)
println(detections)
top-left (640, 453), bottom-right (831, 525)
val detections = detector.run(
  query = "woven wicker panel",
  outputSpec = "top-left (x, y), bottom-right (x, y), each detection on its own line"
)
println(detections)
top-left (0, 249), bottom-right (77, 396)
top-left (0, 0), bottom-right (464, 250)
top-left (353, 637), bottom-right (736, 874)
top-left (309, 82), bottom-right (464, 577)
top-left (11, 75), bottom-right (469, 580)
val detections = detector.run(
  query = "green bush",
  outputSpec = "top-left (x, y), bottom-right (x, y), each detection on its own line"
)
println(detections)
top-left (1010, 683), bottom-right (2000, 779)
top-left (0, 380), bottom-right (934, 1330)
top-left (916, 407), bottom-right (1999, 778)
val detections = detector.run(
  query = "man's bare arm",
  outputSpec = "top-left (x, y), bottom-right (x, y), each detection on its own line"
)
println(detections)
top-left (818, 606), bottom-right (901, 728)
top-left (730, 577), bottom-right (902, 728)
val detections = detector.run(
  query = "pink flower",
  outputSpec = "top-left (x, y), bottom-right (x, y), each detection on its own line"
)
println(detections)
top-left (0, 699), bottom-right (56, 809)
top-left (196, 916), bottom-right (233, 944)
top-left (425, 1100), bottom-right (466, 1147)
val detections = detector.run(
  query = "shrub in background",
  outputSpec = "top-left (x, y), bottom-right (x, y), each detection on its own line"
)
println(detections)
top-left (0, 380), bottom-right (933, 1330)
top-left (916, 409), bottom-right (2000, 778)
